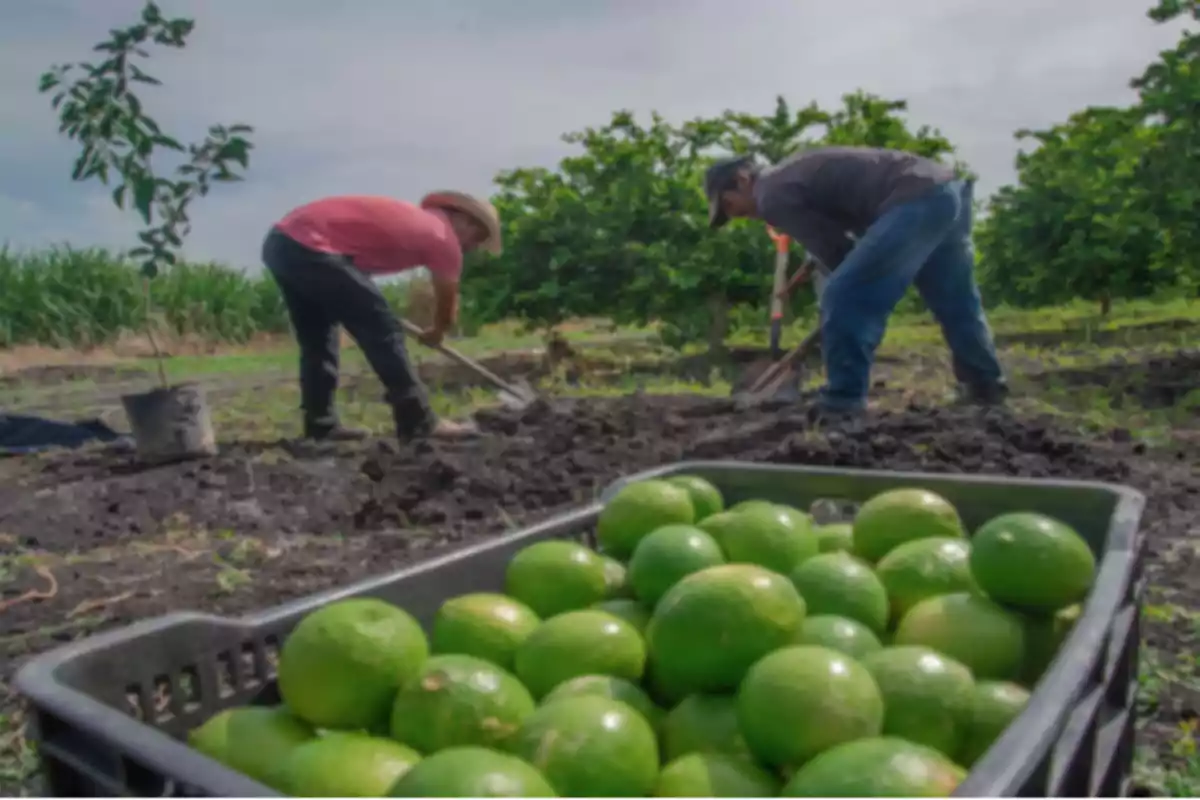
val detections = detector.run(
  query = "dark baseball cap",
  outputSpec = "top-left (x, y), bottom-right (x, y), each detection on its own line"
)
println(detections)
top-left (704, 154), bottom-right (756, 229)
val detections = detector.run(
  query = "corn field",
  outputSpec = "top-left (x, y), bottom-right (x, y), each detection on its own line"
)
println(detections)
top-left (0, 246), bottom-right (415, 348)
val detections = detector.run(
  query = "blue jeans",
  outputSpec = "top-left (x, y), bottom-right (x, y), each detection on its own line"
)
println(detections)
top-left (817, 180), bottom-right (1006, 411)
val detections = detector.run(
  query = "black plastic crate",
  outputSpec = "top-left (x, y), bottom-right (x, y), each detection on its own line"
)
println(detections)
top-left (15, 461), bottom-right (1145, 798)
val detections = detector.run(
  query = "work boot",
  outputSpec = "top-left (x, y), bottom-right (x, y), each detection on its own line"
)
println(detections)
top-left (394, 416), bottom-right (481, 442)
top-left (807, 403), bottom-right (865, 426)
top-left (390, 390), bottom-right (481, 442)
top-left (428, 418), bottom-right (482, 439)
top-left (304, 423), bottom-right (371, 442)
top-left (954, 382), bottom-right (1010, 408)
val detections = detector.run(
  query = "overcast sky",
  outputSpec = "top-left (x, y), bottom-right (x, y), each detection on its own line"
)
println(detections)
top-left (0, 1), bottom-right (1188, 270)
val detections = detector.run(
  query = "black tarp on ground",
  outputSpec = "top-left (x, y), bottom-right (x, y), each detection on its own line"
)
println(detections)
top-left (0, 413), bottom-right (129, 456)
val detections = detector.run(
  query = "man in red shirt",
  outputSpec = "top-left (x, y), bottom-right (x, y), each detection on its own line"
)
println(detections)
top-left (262, 191), bottom-right (502, 441)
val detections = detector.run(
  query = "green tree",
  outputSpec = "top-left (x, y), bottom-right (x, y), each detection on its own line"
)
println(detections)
top-left (462, 92), bottom-right (961, 352)
top-left (976, 0), bottom-right (1200, 312)
top-left (975, 107), bottom-right (1164, 312)
top-left (39, 1), bottom-right (253, 383)
top-left (1129, 0), bottom-right (1200, 294)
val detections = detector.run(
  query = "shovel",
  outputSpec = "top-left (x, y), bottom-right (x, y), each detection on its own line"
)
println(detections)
top-left (732, 231), bottom-right (828, 402)
top-left (734, 324), bottom-right (822, 403)
top-left (767, 228), bottom-right (791, 360)
top-left (400, 319), bottom-right (539, 410)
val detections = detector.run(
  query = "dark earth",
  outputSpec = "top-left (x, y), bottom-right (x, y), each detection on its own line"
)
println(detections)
top-left (993, 317), bottom-right (1200, 350)
top-left (1026, 349), bottom-right (1200, 410)
top-left (1, 388), bottom-right (1198, 793)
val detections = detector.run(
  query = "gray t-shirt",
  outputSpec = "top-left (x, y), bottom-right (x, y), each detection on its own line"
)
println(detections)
top-left (753, 147), bottom-right (955, 269)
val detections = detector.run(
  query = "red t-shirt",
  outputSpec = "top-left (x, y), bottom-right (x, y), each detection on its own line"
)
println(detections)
top-left (274, 195), bottom-right (463, 279)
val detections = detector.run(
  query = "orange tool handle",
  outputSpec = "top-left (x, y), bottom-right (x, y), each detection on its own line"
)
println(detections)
top-left (766, 227), bottom-right (790, 253)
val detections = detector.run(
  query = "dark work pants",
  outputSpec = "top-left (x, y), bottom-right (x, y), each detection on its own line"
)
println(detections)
top-left (261, 228), bottom-right (434, 437)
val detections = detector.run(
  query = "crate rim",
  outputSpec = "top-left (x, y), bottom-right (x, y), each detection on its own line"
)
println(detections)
top-left (15, 461), bottom-right (1145, 798)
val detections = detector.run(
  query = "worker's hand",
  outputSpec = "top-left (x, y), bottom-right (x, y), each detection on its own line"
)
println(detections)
top-left (418, 326), bottom-right (447, 348)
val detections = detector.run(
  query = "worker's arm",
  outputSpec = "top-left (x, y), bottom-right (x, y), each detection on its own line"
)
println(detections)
top-left (770, 212), bottom-right (853, 272)
top-left (421, 272), bottom-right (459, 347)
top-left (759, 194), bottom-right (854, 272)
top-left (418, 236), bottom-right (464, 348)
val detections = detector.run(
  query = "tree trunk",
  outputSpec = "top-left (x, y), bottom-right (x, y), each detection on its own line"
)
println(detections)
top-left (706, 293), bottom-right (730, 360)
top-left (544, 328), bottom-right (575, 369)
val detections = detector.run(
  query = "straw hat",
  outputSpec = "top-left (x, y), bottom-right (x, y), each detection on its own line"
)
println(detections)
top-left (420, 190), bottom-right (503, 256)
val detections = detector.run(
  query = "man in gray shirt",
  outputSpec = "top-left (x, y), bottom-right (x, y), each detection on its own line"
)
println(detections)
top-left (705, 147), bottom-right (1007, 414)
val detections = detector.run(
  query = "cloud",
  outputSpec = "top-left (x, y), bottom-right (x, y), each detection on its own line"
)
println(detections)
top-left (0, 0), bottom-right (1189, 269)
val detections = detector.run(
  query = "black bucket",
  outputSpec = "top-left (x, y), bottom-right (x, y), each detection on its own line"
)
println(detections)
top-left (120, 382), bottom-right (217, 464)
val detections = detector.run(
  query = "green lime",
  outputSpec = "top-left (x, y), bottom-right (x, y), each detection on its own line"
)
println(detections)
top-left (852, 488), bottom-right (965, 563)
top-left (795, 615), bottom-right (883, 660)
top-left (647, 564), bottom-right (806, 695)
top-left (700, 505), bottom-right (819, 574)
top-left (278, 733), bottom-right (420, 797)
top-left (875, 537), bottom-right (978, 624)
top-left (737, 645), bottom-right (884, 768)
top-left (389, 654), bottom-right (535, 752)
top-left (895, 592), bottom-right (1026, 681)
top-left (597, 480), bottom-right (695, 559)
top-left (504, 540), bottom-right (609, 618)
top-left (628, 524), bottom-right (726, 608)
top-left (514, 609), bottom-right (645, 698)
top-left (509, 695), bottom-right (660, 797)
top-left (666, 475), bottom-right (725, 521)
top-left (970, 512), bottom-right (1096, 612)
top-left (789, 552), bottom-right (889, 634)
top-left (542, 674), bottom-right (661, 730)
top-left (188, 706), bottom-right (313, 790)
top-left (188, 708), bottom-right (233, 763)
top-left (654, 752), bottom-right (781, 797)
top-left (860, 645), bottom-right (975, 756)
top-left (387, 747), bottom-right (553, 797)
top-left (431, 593), bottom-right (540, 671)
top-left (278, 598), bottom-right (428, 731)
top-left (660, 693), bottom-right (751, 762)
top-left (815, 522), bottom-right (854, 553)
top-left (600, 555), bottom-right (632, 599)
top-left (775, 504), bottom-right (814, 530)
top-left (1020, 604), bottom-right (1081, 686)
top-left (957, 680), bottom-right (1030, 767)
top-left (782, 737), bottom-right (965, 797)
top-left (729, 499), bottom-right (776, 513)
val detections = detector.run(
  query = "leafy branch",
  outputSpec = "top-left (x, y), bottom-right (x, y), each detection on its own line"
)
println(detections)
top-left (37, 1), bottom-right (254, 385)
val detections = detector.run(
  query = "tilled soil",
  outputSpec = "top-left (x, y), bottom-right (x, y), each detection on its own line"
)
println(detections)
top-left (1, 395), bottom-right (1198, 791)
top-left (994, 317), bottom-right (1200, 350)
top-left (1027, 350), bottom-right (1200, 410)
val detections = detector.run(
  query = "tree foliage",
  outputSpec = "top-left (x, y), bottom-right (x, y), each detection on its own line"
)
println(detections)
top-left (974, 107), bottom-right (1166, 310)
top-left (976, 0), bottom-right (1200, 311)
top-left (461, 92), bottom-right (961, 350)
top-left (39, 1), bottom-right (254, 280)
top-left (38, 0), bottom-right (256, 384)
